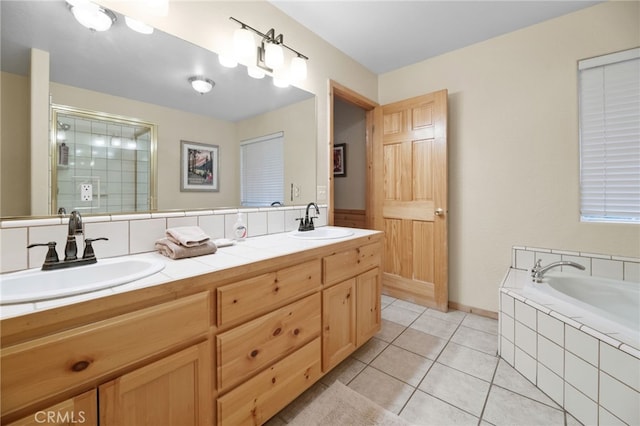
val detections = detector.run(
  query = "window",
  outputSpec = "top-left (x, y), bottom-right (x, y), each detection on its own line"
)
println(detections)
top-left (579, 48), bottom-right (640, 223)
top-left (240, 132), bottom-right (284, 207)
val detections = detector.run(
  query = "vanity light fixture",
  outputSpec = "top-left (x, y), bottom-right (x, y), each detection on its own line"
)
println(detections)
top-left (189, 76), bottom-right (215, 94)
top-left (229, 17), bottom-right (309, 85)
top-left (66, 0), bottom-right (116, 32)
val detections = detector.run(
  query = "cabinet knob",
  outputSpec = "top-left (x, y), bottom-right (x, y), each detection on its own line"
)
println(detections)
top-left (435, 208), bottom-right (444, 216)
top-left (71, 360), bottom-right (91, 372)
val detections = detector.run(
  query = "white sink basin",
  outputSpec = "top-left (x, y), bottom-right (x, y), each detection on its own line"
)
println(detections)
top-left (0, 257), bottom-right (165, 305)
top-left (288, 228), bottom-right (354, 240)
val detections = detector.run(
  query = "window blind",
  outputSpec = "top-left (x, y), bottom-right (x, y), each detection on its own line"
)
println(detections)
top-left (579, 48), bottom-right (640, 223)
top-left (240, 132), bottom-right (284, 207)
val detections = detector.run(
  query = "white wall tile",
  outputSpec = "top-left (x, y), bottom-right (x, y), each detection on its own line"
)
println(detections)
top-left (565, 325), bottom-right (598, 366)
top-left (284, 208), bottom-right (303, 232)
top-left (500, 336), bottom-right (515, 366)
top-left (501, 314), bottom-right (514, 343)
top-left (565, 384), bottom-right (598, 426)
top-left (599, 372), bottom-right (640, 425)
top-left (592, 258), bottom-right (624, 280)
top-left (515, 249), bottom-right (534, 270)
top-left (197, 215), bottom-right (225, 239)
top-left (535, 252), bottom-right (562, 270)
top-left (0, 228), bottom-right (28, 272)
top-left (537, 363), bottom-right (563, 406)
top-left (247, 211), bottom-right (268, 237)
top-left (538, 335), bottom-right (563, 376)
top-left (501, 292), bottom-right (514, 317)
top-left (537, 312), bottom-right (564, 346)
top-left (599, 407), bottom-right (628, 426)
top-left (515, 300), bottom-right (536, 330)
top-left (560, 255), bottom-right (591, 275)
top-left (514, 347), bottom-right (536, 384)
top-left (85, 221), bottom-right (128, 258)
top-left (27, 225), bottom-right (68, 268)
top-left (565, 351), bottom-right (598, 401)
top-left (130, 218), bottom-right (165, 254)
top-left (623, 261), bottom-right (640, 282)
top-left (267, 210), bottom-right (285, 234)
top-left (600, 342), bottom-right (640, 392)
top-left (515, 321), bottom-right (537, 357)
top-left (167, 216), bottom-right (198, 228)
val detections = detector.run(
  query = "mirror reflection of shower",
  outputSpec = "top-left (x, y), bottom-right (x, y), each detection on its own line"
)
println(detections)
top-left (51, 105), bottom-right (157, 215)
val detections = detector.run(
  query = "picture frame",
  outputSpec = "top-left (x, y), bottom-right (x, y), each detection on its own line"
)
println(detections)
top-left (333, 143), bottom-right (347, 177)
top-left (180, 140), bottom-right (219, 192)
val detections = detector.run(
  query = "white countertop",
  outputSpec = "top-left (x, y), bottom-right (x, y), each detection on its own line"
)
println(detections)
top-left (0, 227), bottom-right (380, 320)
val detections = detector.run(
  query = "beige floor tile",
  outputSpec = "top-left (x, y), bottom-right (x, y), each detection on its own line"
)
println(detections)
top-left (382, 304), bottom-right (422, 326)
top-left (492, 359), bottom-right (559, 408)
top-left (320, 356), bottom-right (367, 387)
top-left (483, 385), bottom-right (565, 425)
top-left (461, 313), bottom-right (499, 335)
top-left (451, 325), bottom-right (498, 355)
top-left (376, 319), bottom-right (407, 343)
top-left (351, 337), bottom-right (388, 364)
top-left (399, 389), bottom-right (479, 425)
top-left (348, 366), bottom-right (415, 414)
top-left (381, 294), bottom-right (397, 308)
top-left (371, 344), bottom-right (433, 386)
top-left (410, 314), bottom-right (460, 340)
top-left (422, 308), bottom-right (467, 325)
top-left (419, 362), bottom-right (490, 416)
top-left (275, 381), bottom-right (328, 422)
top-left (438, 342), bottom-right (499, 382)
top-left (390, 299), bottom-right (428, 314)
top-left (394, 327), bottom-right (448, 360)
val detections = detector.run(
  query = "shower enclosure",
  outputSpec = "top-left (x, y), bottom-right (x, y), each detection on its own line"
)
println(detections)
top-left (51, 105), bottom-right (157, 215)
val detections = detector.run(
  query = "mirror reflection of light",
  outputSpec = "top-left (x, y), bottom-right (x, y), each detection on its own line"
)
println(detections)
top-left (111, 137), bottom-right (121, 147)
top-left (90, 161), bottom-right (95, 167)
top-left (127, 140), bottom-right (137, 150)
top-left (94, 137), bottom-right (105, 146)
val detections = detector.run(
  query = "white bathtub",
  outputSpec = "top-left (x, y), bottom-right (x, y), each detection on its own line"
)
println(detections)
top-left (527, 272), bottom-right (639, 335)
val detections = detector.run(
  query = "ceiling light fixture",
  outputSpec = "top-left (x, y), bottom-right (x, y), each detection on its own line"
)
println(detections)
top-left (229, 17), bottom-right (309, 85)
top-left (67, 1), bottom-right (116, 32)
top-left (189, 76), bottom-right (215, 94)
top-left (125, 16), bottom-right (154, 35)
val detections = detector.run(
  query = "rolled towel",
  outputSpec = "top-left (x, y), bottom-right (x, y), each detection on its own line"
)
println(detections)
top-left (166, 226), bottom-right (210, 247)
top-left (155, 237), bottom-right (217, 259)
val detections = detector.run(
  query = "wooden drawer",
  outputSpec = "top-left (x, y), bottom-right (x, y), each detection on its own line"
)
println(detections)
top-left (216, 293), bottom-right (321, 392)
top-left (1, 292), bottom-right (210, 418)
top-left (323, 243), bottom-right (381, 286)
top-left (217, 259), bottom-right (321, 327)
top-left (217, 337), bottom-right (321, 426)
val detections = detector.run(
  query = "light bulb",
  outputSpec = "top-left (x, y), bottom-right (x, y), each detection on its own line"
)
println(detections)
top-left (290, 56), bottom-right (307, 81)
top-left (247, 66), bottom-right (265, 79)
top-left (265, 43), bottom-right (284, 70)
top-left (234, 28), bottom-right (255, 64)
top-left (71, 2), bottom-right (114, 31)
top-left (219, 54), bottom-right (238, 68)
top-left (272, 68), bottom-right (289, 88)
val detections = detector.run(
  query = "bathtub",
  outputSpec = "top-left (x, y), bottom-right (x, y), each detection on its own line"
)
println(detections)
top-left (499, 248), bottom-right (640, 426)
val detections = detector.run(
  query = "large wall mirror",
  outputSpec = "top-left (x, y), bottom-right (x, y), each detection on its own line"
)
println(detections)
top-left (0, 0), bottom-right (317, 218)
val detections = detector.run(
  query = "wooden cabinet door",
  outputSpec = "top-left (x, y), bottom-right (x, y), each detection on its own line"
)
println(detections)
top-left (99, 341), bottom-right (212, 426)
top-left (322, 278), bottom-right (356, 371)
top-left (7, 390), bottom-right (97, 426)
top-left (356, 268), bottom-right (381, 346)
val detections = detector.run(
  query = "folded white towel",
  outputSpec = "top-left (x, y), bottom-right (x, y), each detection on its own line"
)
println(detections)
top-left (165, 226), bottom-right (210, 247)
top-left (155, 238), bottom-right (217, 259)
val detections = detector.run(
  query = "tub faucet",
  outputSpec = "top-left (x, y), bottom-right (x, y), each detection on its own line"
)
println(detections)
top-left (65, 210), bottom-right (84, 261)
top-left (531, 259), bottom-right (586, 283)
top-left (297, 202), bottom-right (320, 231)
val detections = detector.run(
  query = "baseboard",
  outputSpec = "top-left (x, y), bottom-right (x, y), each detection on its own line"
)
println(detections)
top-left (448, 301), bottom-right (498, 319)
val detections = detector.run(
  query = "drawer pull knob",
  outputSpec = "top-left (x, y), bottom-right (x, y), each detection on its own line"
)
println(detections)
top-left (71, 360), bottom-right (91, 372)
top-left (273, 327), bottom-right (282, 336)
top-left (293, 328), bottom-right (300, 336)
top-left (250, 349), bottom-right (259, 358)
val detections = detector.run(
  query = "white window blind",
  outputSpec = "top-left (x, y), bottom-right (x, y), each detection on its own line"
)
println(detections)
top-left (240, 132), bottom-right (284, 207)
top-left (579, 48), bottom-right (640, 223)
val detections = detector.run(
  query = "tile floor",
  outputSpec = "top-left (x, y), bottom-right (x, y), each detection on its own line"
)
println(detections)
top-left (269, 295), bottom-right (582, 426)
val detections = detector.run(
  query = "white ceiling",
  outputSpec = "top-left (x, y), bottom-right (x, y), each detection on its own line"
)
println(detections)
top-left (270, 0), bottom-right (603, 74)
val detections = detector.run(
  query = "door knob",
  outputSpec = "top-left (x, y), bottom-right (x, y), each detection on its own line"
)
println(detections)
top-left (435, 208), bottom-right (444, 216)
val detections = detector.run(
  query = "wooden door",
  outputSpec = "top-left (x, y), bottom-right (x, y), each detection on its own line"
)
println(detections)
top-left (322, 279), bottom-right (356, 371)
top-left (373, 90), bottom-right (448, 311)
top-left (99, 342), bottom-right (212, 426)
top-left (356, 268), bottom-right (381, 346)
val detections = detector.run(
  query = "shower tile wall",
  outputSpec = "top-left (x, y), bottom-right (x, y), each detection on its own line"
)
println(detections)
top-left (56, 115), bottom-right (151, 214)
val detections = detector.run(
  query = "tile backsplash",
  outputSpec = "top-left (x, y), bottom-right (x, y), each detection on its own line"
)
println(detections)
top-left (0, 205), bottom-right (327, 273)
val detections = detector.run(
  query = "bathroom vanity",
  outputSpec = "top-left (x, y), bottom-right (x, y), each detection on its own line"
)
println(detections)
top-left (0, 229), bottom-right (382, 425)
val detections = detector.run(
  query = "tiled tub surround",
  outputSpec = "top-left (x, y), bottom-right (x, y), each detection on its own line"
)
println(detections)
top-left (499, 246), bottom-right (640, 425)
top-left (0, 204), bottom-right (327, 274)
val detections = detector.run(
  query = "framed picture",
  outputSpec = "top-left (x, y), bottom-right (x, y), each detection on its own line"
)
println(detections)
top-left (333, 143), bottom-right (347, 177)
top-left (180, 140), bottom-right (219, 192)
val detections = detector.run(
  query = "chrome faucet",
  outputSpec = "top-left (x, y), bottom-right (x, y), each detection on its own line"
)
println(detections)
top-left (65, 210), bottom-right (84, 261)
top-left (297, 202), bottom-right (320, 231)
top-left (27, 210), bottom-right (109, 270)
top-left (531, 259), bottom-right (586, 283)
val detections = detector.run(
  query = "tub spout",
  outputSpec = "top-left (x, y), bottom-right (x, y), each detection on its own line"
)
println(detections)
top-left (531, 259), bottom-right (586, 283)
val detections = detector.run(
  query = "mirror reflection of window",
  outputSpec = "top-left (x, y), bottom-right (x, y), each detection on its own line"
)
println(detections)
top-left (51, 106), bottom-right (157, 215)
top-left (240, 132), bottom-right (284, 207)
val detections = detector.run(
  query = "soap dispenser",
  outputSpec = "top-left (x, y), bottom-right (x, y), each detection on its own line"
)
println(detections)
top-left (233, 212), bottom-right (247, 241)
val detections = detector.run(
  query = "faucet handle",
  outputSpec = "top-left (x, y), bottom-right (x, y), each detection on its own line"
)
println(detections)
top-left (27, 242), bottom-right (59, 265)
top-left (83, 237), bottom-right (109, 260)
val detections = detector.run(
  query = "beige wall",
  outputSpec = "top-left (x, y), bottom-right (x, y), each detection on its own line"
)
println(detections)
top-left (379, 1), bottom-right (640, 311)
top-left (333, 98), bottom-right (366, 210)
